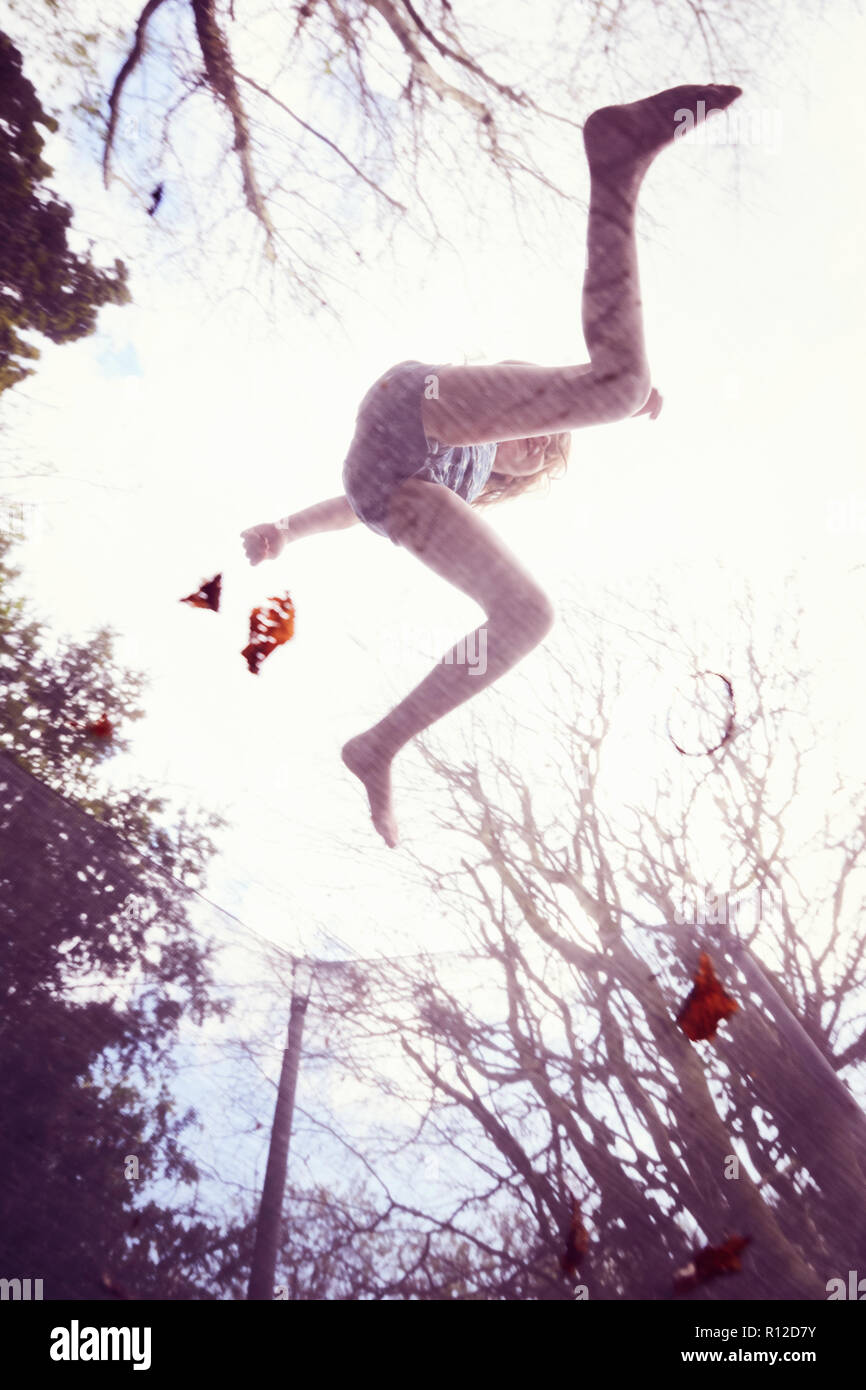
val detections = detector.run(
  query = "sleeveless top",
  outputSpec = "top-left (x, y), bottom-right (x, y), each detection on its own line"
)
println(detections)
top-left (422, 436), bottom-right (498, 505)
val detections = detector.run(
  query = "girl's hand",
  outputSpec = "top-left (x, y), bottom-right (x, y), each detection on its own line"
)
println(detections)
top-left (241, 522), bottom-right (285, 566)
top-left (632, 387), bottom-right (663, 420)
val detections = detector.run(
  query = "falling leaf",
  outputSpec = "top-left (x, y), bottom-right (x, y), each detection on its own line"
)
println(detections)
top-left (242, 593), bottom-right (295, 674)
top-left (673, 1235), bottom-right (751, 1295)
top-left (560, 1198), bottom-right (590, 1278)
top-left (84, 713), bottom-right (114, 740)
top-left (676, 952), bottom-right (739, 1042)
top-left (180, 573), bottom-right (222, 612)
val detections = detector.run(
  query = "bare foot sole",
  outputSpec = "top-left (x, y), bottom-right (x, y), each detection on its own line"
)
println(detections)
top-left (341, 732), bottom-right (399, 848)
top-left (583, 83), bottom-right (743, 175)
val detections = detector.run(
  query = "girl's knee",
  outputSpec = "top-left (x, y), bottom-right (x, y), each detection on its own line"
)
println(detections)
top-left (495, 585), bottom-right (555, 643)
top-left (594, 367), bottom-right (652, 422)
top-left (527, 589), bottom-right (556, 640)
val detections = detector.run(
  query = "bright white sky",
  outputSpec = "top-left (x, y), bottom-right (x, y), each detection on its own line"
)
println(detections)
top-left (5, 1), bottom-right (866, 984)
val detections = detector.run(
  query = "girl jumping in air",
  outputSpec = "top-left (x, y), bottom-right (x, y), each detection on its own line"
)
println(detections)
top-left (241, 84), bottom-right (743, 848)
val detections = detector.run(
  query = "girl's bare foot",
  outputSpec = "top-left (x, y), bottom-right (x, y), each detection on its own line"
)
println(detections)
top-left (583, 83), bottom-right (743, 175)
top-left (341, 731), bottom-right (399, 848)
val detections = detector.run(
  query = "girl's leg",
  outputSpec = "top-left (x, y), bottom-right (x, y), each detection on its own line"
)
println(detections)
top-left (421, 83), bottom-right (742, 447)
top-left (342, 478), bottom-right (556, 847)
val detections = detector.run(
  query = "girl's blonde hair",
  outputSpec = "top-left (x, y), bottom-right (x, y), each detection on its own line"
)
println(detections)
top-left (473, 431), bottom-right (572, 510)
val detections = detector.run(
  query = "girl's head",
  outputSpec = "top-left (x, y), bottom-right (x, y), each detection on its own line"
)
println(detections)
top-left (473, 431), bottom-right (572, 510)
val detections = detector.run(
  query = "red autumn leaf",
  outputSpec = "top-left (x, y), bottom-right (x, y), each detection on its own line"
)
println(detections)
top-left (560, 1198), bottom-right (590, 1278)
top-left (673, 1235), bottom-right (751, 1295)
top-left (100, 1270), bottom-right (132, 1300)
top-left (676, 951), bottom-right (739, 1041)
top-left (180, 573), bottom-right (222, 612)
top-left (84, 713), bottom-right (114, 740)
top-left (242, 593), bottom-right (296, 675)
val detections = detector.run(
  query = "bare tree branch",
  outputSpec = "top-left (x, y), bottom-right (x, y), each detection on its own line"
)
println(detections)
top-left (102, 0), bottom-right (171, 188)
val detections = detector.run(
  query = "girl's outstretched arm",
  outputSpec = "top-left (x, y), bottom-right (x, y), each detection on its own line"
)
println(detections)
top-left (241, 495), bottom-right (359, 565)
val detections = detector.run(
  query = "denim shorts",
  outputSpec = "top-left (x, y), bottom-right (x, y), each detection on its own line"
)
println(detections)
top-left (342, 361), bottom-right (497, 544)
